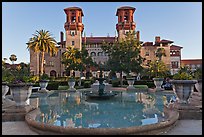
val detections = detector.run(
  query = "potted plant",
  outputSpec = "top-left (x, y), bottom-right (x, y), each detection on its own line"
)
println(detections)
top-left (39, 73), bottom-right (50, 93)
top-left (153, 76), bottom-right (164, 92)
top-left (170, 68), bottom-right (197, 104)
top-left (68, 76), bottom-right (76, 91)
top-left (149, 60), bottom-right (169, 91)
top-left (6, 67), bottom-right (34, 107)
top-left (126, 74), bottom-right (136, 90)
top-left (193, 68), bottom-right (202, 100)
top-left (2, 66), bottom-right (12, 103)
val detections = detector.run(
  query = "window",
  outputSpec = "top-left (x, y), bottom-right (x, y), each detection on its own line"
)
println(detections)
top-left (72, 41), bottom-right (75, 46)
top-left (124, 16), bottom-right (128, 22)
top-left (71, 16), bottom-right (76, 22)
top-left (145, 52), bottom-right (149, 56)
top-left (49, 61), bottom-right (54, 66)
top-left (171, 61), bottom-right (178, 68)
top-left (120, 16), bottom-right (122, 22)
top-left (98, 52), bottom-right (103, 56)
top-left (78, 16), bottom-right (80, 22)
top-left (71, 31), bottom-right (75, 36)
top-left (125, 30), bottom-right (129, 34)
top-left (90, 52), bottom-right (96, 56)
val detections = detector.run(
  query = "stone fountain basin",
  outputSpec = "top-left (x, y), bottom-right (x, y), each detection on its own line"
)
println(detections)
top-left (25, 89), bottom-right (180, 135)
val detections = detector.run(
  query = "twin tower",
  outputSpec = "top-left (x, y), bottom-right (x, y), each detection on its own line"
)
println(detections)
top-left (63, 6), bottom-right (140, 50)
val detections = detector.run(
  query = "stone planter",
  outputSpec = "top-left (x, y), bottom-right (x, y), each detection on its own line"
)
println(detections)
top-left (8, 83), bottom-right (34, 106)
top-left (2, 82), bottom-right (9, 101)
top-left (126, 78), bottom-right (136, 91)
top-left (39, 80), bottom-right (49, 92)
top-left (170, 80), bottom-right (197, 104)
top-left (153, 78), bottom-right (164, 91)
top-left (195, 79), bottom-right (202, 100)
top-left (68, 80), bottom-right (76, 91)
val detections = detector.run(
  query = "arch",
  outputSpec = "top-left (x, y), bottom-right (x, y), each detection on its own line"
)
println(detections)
top-left (97, 52), bottom-right (103, 56)
top-left (50, 70), bottom-right (57, 77)
top-left (90, 52), bottom-right (96, 56)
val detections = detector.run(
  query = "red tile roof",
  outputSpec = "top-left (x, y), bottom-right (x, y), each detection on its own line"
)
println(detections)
top-left (82, 37), bottom-right (115, 44)
top-left (116, 6), bottom-right (136, 16)
top-left (159, 39), bottom-right (174, 43)
top-left (181, 59), bottom-right (202, 65)
top-left (64, 7), bottom-right (84, 16)
top-left (170, 45), bottom-right (183, 50)
top-left (142, 42), bottom-right (153, 46)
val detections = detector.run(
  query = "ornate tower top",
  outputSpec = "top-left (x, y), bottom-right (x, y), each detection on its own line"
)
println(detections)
top-left (116, 6), bottom-right (137, 41)
top-left (116, 6), bottom-right (136, 32)
top-left (64, 6), bottom-right (84, 50)
top-left (64, 6), bottom-right (84, 32)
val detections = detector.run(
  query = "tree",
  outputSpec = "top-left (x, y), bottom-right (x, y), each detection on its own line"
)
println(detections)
top-left (102, 31), bottom-right (144, 86)
top-left (61, 45), bottom-right (95, 86)
top-left (155, 47), bottom-right (166, 61)
top-left (147, 60), bottom-right (170, 79)
top-left (9, 54), bottom-right (17, 65)
top-left (26, 30), bottom-right (58, 76)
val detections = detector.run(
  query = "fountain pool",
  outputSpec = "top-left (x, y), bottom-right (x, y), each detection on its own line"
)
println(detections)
top-left (26, 90), bottom-right (179, 135)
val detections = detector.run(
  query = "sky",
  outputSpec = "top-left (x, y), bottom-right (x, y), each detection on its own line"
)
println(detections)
top-left (2, 2), bottom-right (202, 64)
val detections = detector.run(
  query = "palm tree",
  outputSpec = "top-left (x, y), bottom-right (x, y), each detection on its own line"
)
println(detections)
top-left (26, 30), bottom-right (58, 76)
top-left (155, 48), bottom-right (166, 61)
top-left (9, 54), bottom-right (17, 65)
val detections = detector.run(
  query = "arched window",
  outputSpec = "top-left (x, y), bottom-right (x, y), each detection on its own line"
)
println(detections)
top-left (50, 70), bottom-right (57, 77)
top-left (90, 52), bottom-right (96, 56)
top-left (98, 52), bottom-right (103, 56)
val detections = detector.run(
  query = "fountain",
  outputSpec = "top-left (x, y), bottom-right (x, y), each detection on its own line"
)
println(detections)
top-left (24, 66), bottom-right (180, 135)
top-left (85, 66), bottom-right (117, 100)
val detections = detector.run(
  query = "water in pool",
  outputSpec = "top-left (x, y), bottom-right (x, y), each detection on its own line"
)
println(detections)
top-left (34, 91), bottom-right (176, 128)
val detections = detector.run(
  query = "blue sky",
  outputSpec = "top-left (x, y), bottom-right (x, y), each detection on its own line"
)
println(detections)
top-left (2, 2), bottom-right (202, 64)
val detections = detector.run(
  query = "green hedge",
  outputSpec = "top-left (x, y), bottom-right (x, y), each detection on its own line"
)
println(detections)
top-left (112, 79), bottom-right (120, 87)
top-left (58, 86), bottom-right (69, 90)
top-left (83, 80), bottom-right (92, 88)
top-left (46, 81), bottom-right (59, 90)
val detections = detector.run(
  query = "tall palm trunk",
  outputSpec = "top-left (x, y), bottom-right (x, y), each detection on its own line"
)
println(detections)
top-left (40, 52), bottom-right (45, 76)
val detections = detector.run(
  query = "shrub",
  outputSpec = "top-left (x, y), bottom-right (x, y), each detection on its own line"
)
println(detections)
top-left (58, 86), bottom-right (69, 90)
top-left (146, 81), bottom-right (155, 88)
top-left (112, 79), bottom-right (120, 87)
top-left (84, 81), bottom-right (92, 88)
top-left (173, 72), bottom-right (193, 80)
top-left (59, 81), bottom-right (69, 86)
top-left (46, 81), bottom-right (59, 90)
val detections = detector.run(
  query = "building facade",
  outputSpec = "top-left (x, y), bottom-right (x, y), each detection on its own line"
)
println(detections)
top-left (30, 6), bottom-right (185, 77)
top-left (181, 59), bottom-right (202, 71)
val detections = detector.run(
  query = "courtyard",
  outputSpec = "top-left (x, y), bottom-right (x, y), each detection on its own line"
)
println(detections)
top-left (2, 2), bottom-right (202, 135)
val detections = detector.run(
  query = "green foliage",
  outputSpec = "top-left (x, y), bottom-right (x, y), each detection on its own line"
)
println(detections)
top-left (102, 31), bottom-right (144, 75)
top-left (62, 46), bottom-right (95, 74)
top-left (2, 63), bottom-right (33, 84)
top-left (54, 77), bottom-right (69, 81)
top-left (39, 73), bottom-right (49, 80)
top-left (173, 66), bottom-right (194, 80)
top-left (173, 72), bottom-right (193, 80)
top-left (2, 67), bottom-right (14, 83)
top-left (68, 76), bottom-right (75, 82)
top-left (112, 79), bottom-right (120, 87)
top-left (147, 60), bottom-right (170, 78)
top-left (46, 81), bottom-right (59, 90)
top-left (193, 68), bottom-right (202, 80)
top-left (58, 86), bottom-right (69, 90)
top-left (83, 80), bottom-right (92, 88)
top-left (155, 48), bottom-right (166, 61)
top-left (26, 29), bottom-right (58, 76)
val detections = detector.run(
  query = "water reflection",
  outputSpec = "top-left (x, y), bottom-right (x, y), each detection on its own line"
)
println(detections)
top-left (35, 91), bottom-right (175, 128)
